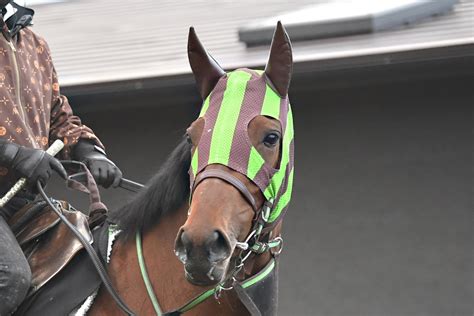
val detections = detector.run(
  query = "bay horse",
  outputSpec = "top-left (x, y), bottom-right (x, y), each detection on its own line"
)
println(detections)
top-left (19, 22), bottom-right (294, 315)
top-left (90, 22), bottom-right (294, 315)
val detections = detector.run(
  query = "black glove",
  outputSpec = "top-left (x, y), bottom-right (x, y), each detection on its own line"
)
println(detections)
top-left (72, 140), bottom-right (122, 188)
top-left (0, 141), bottom-right (67, 190)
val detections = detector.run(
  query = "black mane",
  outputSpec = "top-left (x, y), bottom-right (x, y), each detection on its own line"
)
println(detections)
top-left (111, 137), bottom-right (191, 240)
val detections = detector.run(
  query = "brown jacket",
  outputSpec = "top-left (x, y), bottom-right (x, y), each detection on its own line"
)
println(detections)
top-left (0, 24), bottom-right (103, 194)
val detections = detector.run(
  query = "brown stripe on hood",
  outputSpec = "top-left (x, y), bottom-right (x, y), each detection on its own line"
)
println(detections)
top-left (227, 70), bottom-right (267, 176)
top-left (252, 160), bottom-right (278, 195)
top-left (197, 75), bottom-right (228, 172)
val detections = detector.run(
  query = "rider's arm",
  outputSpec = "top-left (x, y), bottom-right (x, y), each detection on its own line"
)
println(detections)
top-left (44, 40), bottom-right (121, 188)
top-left (48, 67), bottom-right (104, 160)
top-left (43, 36), bottom-right (104, 160)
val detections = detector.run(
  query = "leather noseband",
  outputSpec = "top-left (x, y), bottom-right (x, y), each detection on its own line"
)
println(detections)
top-left (192, 169), bottom-right (258, 212)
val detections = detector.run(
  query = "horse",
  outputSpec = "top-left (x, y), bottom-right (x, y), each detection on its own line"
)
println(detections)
top-left (17, 22), bottom-right (294, 316)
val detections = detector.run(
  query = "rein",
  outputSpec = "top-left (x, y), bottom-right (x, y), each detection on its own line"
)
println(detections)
top-left (135, 168), bottom-right (283, 315)
top-left (36, 181), bottom-right (136, 316)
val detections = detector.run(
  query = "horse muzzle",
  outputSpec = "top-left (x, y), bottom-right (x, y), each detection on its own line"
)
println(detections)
top-left (174, 227), bottom-right (232, 286)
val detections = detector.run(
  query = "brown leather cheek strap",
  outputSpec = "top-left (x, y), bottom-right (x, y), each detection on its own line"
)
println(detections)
top-left (192, 169), bottom-right (258, 212)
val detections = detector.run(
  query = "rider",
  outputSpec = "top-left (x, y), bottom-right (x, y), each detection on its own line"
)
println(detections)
top-left (0, 1), bottom-right (123, 314)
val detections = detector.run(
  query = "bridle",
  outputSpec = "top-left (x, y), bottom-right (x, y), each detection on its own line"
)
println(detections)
top-left (191, 168), bottom-right (277, 284)
top-left (191, 168), bottom-right (282, 258)
top-left (134, 168), bottom-right (284, 315)
top-left (193, 169), bottom-right (259, 211)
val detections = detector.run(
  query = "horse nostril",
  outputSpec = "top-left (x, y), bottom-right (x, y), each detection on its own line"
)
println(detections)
top-left (207, 230), bottom-right (231, 263)
top-left (175, 229), bottom-right (190, 263)
top-left (181, 230), bottom-right (192, 248)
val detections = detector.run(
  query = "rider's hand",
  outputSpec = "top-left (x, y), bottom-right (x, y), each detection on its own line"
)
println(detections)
top-left (0, 141), bottom-right (67, 190)
top-left (72, 140), bottom-right (122, 188)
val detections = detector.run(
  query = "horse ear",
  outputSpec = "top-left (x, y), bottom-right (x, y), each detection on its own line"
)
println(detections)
top-left (264, 21), bottom-right (293, 97)
top-left (188, 27), bottom-right (226, 99)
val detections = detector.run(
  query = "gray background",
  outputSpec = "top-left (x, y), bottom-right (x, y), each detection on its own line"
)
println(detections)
top-left (49, 72), bottom-right (472, 315)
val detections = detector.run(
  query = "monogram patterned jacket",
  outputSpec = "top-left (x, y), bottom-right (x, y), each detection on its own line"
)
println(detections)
top-left (0, 23), bottom-right (104, 194)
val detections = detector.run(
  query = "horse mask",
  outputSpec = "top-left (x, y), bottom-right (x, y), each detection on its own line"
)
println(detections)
top-left (188, 22), bottom-right (294, 224)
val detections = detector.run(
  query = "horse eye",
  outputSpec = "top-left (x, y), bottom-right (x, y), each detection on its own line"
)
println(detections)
top-left (263, 133), bottom-right (280, 148)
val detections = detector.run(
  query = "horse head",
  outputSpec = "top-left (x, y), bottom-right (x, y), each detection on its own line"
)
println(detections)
top-left (175, 22), bottom-right (295, 286)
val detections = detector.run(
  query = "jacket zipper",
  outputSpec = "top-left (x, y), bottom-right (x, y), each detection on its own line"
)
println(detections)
top-left (7, 39), bottom-right (27, 122)
top-left (2, 35), bottom-right (37, 147)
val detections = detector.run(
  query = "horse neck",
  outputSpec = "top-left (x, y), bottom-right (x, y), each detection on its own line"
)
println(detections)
top-left (90, 204), bottom-right (248, 315)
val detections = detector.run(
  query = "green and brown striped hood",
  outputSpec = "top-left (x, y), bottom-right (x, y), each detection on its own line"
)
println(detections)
top-left (189, 68), bottom-right (294, 223)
